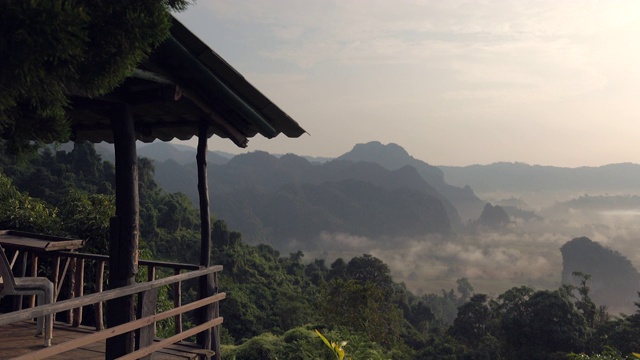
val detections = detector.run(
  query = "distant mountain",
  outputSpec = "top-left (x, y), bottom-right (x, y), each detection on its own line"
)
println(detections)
top-left (154, 159), bottom-right (199, 200)
top-left (153, 151), bottom-right (453, 249)
top-left (337, 141), bottom-right (486, 222)
top-left (561, 237), bottom-right (640, 314)
top-left (477, 203), bottom-right (510, 228)
top-left (94, 142), bottom-right (115, 163)
top-left (90, 141), bottom-right (231, 166)
top-left (138, 142), bottom-right (230, 165)
top-left (440, 162), bottom-right (640, 194)
top-left (540, 194), bottom-right (640, 220)
top-left (214, 179), bottom-right (451, 250)
top-left (137, 142), bottom-right (195, 165)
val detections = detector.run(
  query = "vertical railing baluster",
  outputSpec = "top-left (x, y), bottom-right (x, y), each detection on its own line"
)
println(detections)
top-left (95, 260), bottom-right (105, 330)
top-left (28, 253), bottom-right (39, 308)
top-left (67, 257), bottom-right (76, 324)
top-left (173, 267), bottom-right (182, 334)
top-left (52, 256), bottom-right (61, 302)
top-left (72, 259), bottom-right (85, 327)
top-left (147, 265), bottom-right (156, 336)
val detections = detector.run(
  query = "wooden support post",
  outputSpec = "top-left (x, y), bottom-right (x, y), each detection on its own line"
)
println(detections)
top-left (197, 122), bottom-right (211, 269)
top-left (196, 122), bottom-right (217, 355)
top-left (106, 103), bottom-right (139, 359)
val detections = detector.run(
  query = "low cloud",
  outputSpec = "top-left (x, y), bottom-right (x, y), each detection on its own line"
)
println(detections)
top-left (300, 209), bottom-right (640, 297)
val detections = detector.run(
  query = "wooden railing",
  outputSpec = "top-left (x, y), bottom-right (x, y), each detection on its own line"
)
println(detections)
top-left (55, 251), bottom-right (203, 333)
top-left (0, 265), bottom-right (225, 359)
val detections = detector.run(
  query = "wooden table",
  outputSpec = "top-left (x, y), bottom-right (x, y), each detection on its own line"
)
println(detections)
top-left (0, 230), bottom-right (84, 253)
top-left (0, 230), bottom-right (85, 310)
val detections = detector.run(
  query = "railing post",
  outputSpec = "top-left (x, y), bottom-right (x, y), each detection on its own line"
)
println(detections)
top-left (173, 268), bottom-right (182, 335)
top-left (14, 251), bottom-right (28, 311)
top-left (147, 265), bottom-right (156, 337)
top-left (72, 259), bottom-right (84, 327)
top-left (55, 256), bottom-right (73, 302)
top-left (135, 263), bottom-right (157, 358)
top-left (212, 271), bottom-right (221, 360)
top-left (52, 256), bottom-right (61, 301)
top-left (136, 287), bottom-right (158, 360)
top-left (28, 253), bottom-right (39, 308)
top-left (95, 260), bottom-right (105, 330)
top-left (67, 257), bottom-right (77, 325)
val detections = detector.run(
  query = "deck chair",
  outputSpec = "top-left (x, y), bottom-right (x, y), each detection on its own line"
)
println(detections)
top-left (0, 245), bottom-right (53, 347)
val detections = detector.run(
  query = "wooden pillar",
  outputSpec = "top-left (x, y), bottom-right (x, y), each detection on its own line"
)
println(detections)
top-left (106, 104), bottom-right (139, 359)
top-left (197, 121), bottom-right (211, 290)
top-left (196, 121), bottom-right (219, 358)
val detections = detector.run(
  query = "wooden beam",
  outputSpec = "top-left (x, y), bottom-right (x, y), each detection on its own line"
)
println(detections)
top-left (107, 103), bottom-right (139, 359)
top-left (57, 251), bottom-right (201, 271)
top-left (179, 86), bottom-right (249, 147)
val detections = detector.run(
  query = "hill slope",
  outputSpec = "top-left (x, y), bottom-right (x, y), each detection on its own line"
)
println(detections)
top-left (440, 162), bottom-right (640, 194)
top-left (561, 237), bottom-right (640, 314)
top-left (154, 151), bottom-right (452, 249)
top-left (338, 141), bottom-right (486, 222)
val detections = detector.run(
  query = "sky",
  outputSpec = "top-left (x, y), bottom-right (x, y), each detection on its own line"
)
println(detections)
top-left (174, 1), bottom-right (640, 167)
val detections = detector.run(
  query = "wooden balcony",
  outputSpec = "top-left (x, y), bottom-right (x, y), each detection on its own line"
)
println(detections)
top-left (0, 251), bottom-right (224, 359)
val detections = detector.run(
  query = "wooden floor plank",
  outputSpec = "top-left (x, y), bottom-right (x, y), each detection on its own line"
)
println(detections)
top-left (0, 321), bottom-right (203, 360)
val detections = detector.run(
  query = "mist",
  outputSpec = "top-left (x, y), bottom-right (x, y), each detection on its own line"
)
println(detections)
top-left (299, 200), bottom-right (640, 313)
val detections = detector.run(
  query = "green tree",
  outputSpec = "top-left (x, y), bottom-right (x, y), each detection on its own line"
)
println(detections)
top-left (449, 294), bottom-right (503, 359)
top-left (450, 294), bottom-right (491, 344)
top-left (456, 277), bottom-right (474, 303)
top-left (502, 290), bottom-right (587, 359)
top-left (57, 189), bottom-right (114, 254)
top-left (0, 1), bottom-right (189, 151)
top-left (321, 255), bottom-right (404, 348)
top-left (345, 254), bottom-right (394, 292)
top-left (0, 171), bottom-right (60, 233)
top-left (592, 293), bottom-right (640, 357)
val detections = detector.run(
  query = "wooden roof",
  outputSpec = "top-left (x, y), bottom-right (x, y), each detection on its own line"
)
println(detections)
top-left (68, 18), bottom-right (305, 147)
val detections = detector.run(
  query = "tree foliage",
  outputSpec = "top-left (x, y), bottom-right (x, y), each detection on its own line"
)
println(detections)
top-left (0, 1), bottom-right (189, 151)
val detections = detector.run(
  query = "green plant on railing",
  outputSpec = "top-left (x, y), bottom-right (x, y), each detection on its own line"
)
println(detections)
top-left (315, 329), bottom-right (350, 360)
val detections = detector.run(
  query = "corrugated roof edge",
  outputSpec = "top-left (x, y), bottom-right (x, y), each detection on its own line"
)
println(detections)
top-left (170, 17), bottom-right (307, 138)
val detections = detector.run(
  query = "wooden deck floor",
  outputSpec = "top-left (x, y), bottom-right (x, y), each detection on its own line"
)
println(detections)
top-left (0, 321), bottom-right (202, 359)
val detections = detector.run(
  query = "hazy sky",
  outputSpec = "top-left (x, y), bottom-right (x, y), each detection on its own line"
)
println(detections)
top-left (174, 1), bottom-right (640, 167)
